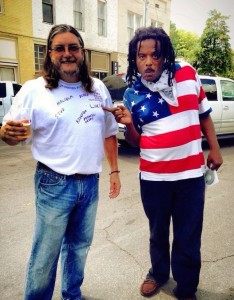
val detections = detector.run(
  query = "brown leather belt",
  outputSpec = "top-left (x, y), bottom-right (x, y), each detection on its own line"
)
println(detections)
top-left (37, 162), bottom-right (94, 180)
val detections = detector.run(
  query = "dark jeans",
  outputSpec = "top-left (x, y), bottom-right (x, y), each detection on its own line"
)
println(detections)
top-left (140, 176), bottom-right (205, 297)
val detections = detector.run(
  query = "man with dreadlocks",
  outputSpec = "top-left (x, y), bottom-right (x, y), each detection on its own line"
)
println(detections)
top-left (1, 24), bottom-right (121, 300)
top-left (104, 26), bottom-right (222, 300)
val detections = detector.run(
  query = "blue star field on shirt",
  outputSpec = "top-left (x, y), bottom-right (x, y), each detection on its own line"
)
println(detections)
top-left (124, 78), bottom-right (173, 134)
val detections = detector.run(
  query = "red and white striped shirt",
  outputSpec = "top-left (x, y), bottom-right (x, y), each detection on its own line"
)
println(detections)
top-left (124, 63), bottom-right (211, 181)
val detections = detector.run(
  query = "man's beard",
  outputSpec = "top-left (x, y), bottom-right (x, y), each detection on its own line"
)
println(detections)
top-left (61, 68), bottom-right (80, 77)
top-left (53, 60), bottom-right (83, 78)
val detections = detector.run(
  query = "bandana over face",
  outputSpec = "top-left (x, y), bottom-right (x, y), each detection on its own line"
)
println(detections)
top-left (141, 69), bottom-right (178, 107)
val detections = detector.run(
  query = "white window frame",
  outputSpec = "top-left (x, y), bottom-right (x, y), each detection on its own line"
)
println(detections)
top-left (34, 44), bottom-right (46, 72)
top-left (74, 0), bottom-right (84, 31)
top-left (127, 11), bottom-right (143, 40)
top-left (151, 20), bottom-right (163, 28)
top-left (0, 66), bottom-right (17, 81)
top-left (97, 0), bottom-right (106, 37)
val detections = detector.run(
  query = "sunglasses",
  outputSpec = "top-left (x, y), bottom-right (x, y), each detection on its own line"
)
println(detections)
top-left (50, 45), bottom-right (82, 54)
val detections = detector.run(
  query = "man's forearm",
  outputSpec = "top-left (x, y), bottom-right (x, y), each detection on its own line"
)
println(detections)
top-left (200, 115), bottom-right (220, 150)
top-left (104, 135), bottom-right (119, 171)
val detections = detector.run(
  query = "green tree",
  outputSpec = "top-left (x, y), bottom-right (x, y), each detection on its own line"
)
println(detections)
top-left (196, 10), bottom-right (232, 76)
top-left (170, 22), bottom-right (180, 56)
top-left (225, 50), bottom-right (234, 79)
top-left (176, 30), bottom-right (200, 64)
top-left (170, 22), bottom-right (200, 65)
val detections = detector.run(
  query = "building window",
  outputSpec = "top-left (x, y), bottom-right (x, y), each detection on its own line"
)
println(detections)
top-left (74, 0), bottom-right (84, 31)
top-left (151, 20), bottom-right (163, 28)
top-left (127, 11), bottom-right (142, 40)
top-left (91, 51), bottom-right (109, 79)
top-left (127, 12), bottom-right (134, 40)
top-left (135, 14), bottom-right (142, 29)
top-left (0, 0), bottom-right (4, 13)
top-left (151, 20), bottom-right (156, 27)
top-left (93, 72), bottom-right (108, 80)
top-left (0, 67), bottom-right (15, 81)
top-left (97, 0), bottom-right (106, 36)
top-left (34, 44), bottom-right (46, 72)
top-left (42, 0), bottom-right (53, 24)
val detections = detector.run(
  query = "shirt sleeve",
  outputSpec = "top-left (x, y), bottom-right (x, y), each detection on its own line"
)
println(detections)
top-left (94, 78), bottom-right (118, 138)
top-left (196, 72), bottom-right (212, 119)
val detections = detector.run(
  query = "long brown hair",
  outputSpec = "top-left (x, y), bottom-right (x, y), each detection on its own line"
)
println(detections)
top-left (43, 24), bottom-right (93, 92)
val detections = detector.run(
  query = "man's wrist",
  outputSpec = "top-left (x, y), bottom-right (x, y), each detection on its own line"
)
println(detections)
top-left (109, 170), bottom-right (120, 175)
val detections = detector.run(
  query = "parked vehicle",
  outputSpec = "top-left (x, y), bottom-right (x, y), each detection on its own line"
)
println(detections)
top-left (102, 74), bottom-right (127, 140)
top-left (102, 73), bottom-right (127, 101)
top-left (103, 74), bottom-right (234, 140)
top-left (199, 75), bottom-right (234, 137)
top-left (0, 81), bottom-right (22, 125)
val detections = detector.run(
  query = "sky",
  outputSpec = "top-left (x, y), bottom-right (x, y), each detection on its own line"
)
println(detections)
top-left (170, 0), bottom-right (234, 49)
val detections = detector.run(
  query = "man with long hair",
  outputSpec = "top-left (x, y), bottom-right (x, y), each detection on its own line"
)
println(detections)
top-left (104, 26), bottom-right (222, 300)
top-left (1, 24), bottom-right (121, 300)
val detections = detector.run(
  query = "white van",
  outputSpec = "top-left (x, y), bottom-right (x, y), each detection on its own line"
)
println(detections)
top-left (0, 81), bottom-right (22, 125)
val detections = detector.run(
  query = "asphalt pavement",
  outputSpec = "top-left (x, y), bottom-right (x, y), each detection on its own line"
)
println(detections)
top-left (0, 139), bottom-right (234, 300)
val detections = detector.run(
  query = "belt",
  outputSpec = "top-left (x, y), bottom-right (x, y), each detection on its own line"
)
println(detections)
top-left (37, 162), bottom-right (94, 180)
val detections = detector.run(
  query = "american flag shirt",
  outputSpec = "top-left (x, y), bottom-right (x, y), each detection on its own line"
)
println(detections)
top-left (124, 63), bottom-right (212, 181)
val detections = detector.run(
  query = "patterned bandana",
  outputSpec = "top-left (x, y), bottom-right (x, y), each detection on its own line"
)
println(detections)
top-left (141, 69), bottom-right (178, 107)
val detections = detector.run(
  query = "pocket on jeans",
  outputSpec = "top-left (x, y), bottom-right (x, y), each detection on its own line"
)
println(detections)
top-left (39, 171), bottom-right (64, 186)
top-left (35, 169), bottom-right (66, 202)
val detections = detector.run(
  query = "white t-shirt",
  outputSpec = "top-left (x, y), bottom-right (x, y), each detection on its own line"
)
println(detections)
top-left (3, 77), bottom-right (118, 175)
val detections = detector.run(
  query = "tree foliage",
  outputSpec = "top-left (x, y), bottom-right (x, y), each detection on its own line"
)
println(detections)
top-left (196, 10), bottom-right (232, 77)
top-left (176, 30), bottom-right (200, 65)
top-left (170, 22), bottom-right (180, 52)
top-left (170, 10), bottom-right (234, 79)
top-left (170, 23), bottom-right (200, 65)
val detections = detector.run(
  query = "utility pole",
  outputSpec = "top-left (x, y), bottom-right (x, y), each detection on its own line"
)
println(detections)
top-left (143, 0), bottom-right (148, 26)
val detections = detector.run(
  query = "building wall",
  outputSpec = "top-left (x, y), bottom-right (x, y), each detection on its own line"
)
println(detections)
top-left (32, 0), bottom-right (170, 76)
top-left (0, 0), bottom-right (34, 83)
top-left (0, 0), bottom-right (171, 82)
top-left (32, 0), bottom-right (118, 52)
top-left (117, 0), bottom-right (171, 73)
top-left (32, 0), bottom-right (118, 78)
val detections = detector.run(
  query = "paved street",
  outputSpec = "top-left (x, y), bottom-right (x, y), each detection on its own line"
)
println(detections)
top-left (0, 139), bottom-right (234, 300)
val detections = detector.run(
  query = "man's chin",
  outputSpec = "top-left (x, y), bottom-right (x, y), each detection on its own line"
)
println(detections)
top-left (61, 69), bottom-right (80, 77)
top-left (142, 73), bottom-right (157, 82)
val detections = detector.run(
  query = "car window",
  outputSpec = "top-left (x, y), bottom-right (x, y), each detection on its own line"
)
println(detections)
top-left (12, 83), bottom-right (22, 96)
top-left (200, 79), bottom-right (217, 101)
top-left (0, 83), bottom-right (7, 97)
top-left (220, 80), bottom-right (234, 101)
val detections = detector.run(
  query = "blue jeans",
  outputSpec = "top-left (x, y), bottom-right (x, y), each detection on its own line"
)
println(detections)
top-left (140, 176), bottom-right (205, 297)
top-left (24, 165), bottom-right (99, 300)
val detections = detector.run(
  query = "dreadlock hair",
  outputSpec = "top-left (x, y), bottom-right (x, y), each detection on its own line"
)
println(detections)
top-left (126, 26), bottom-right (175, 87)
top-left (43, 24), bottom-right (93, 92)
